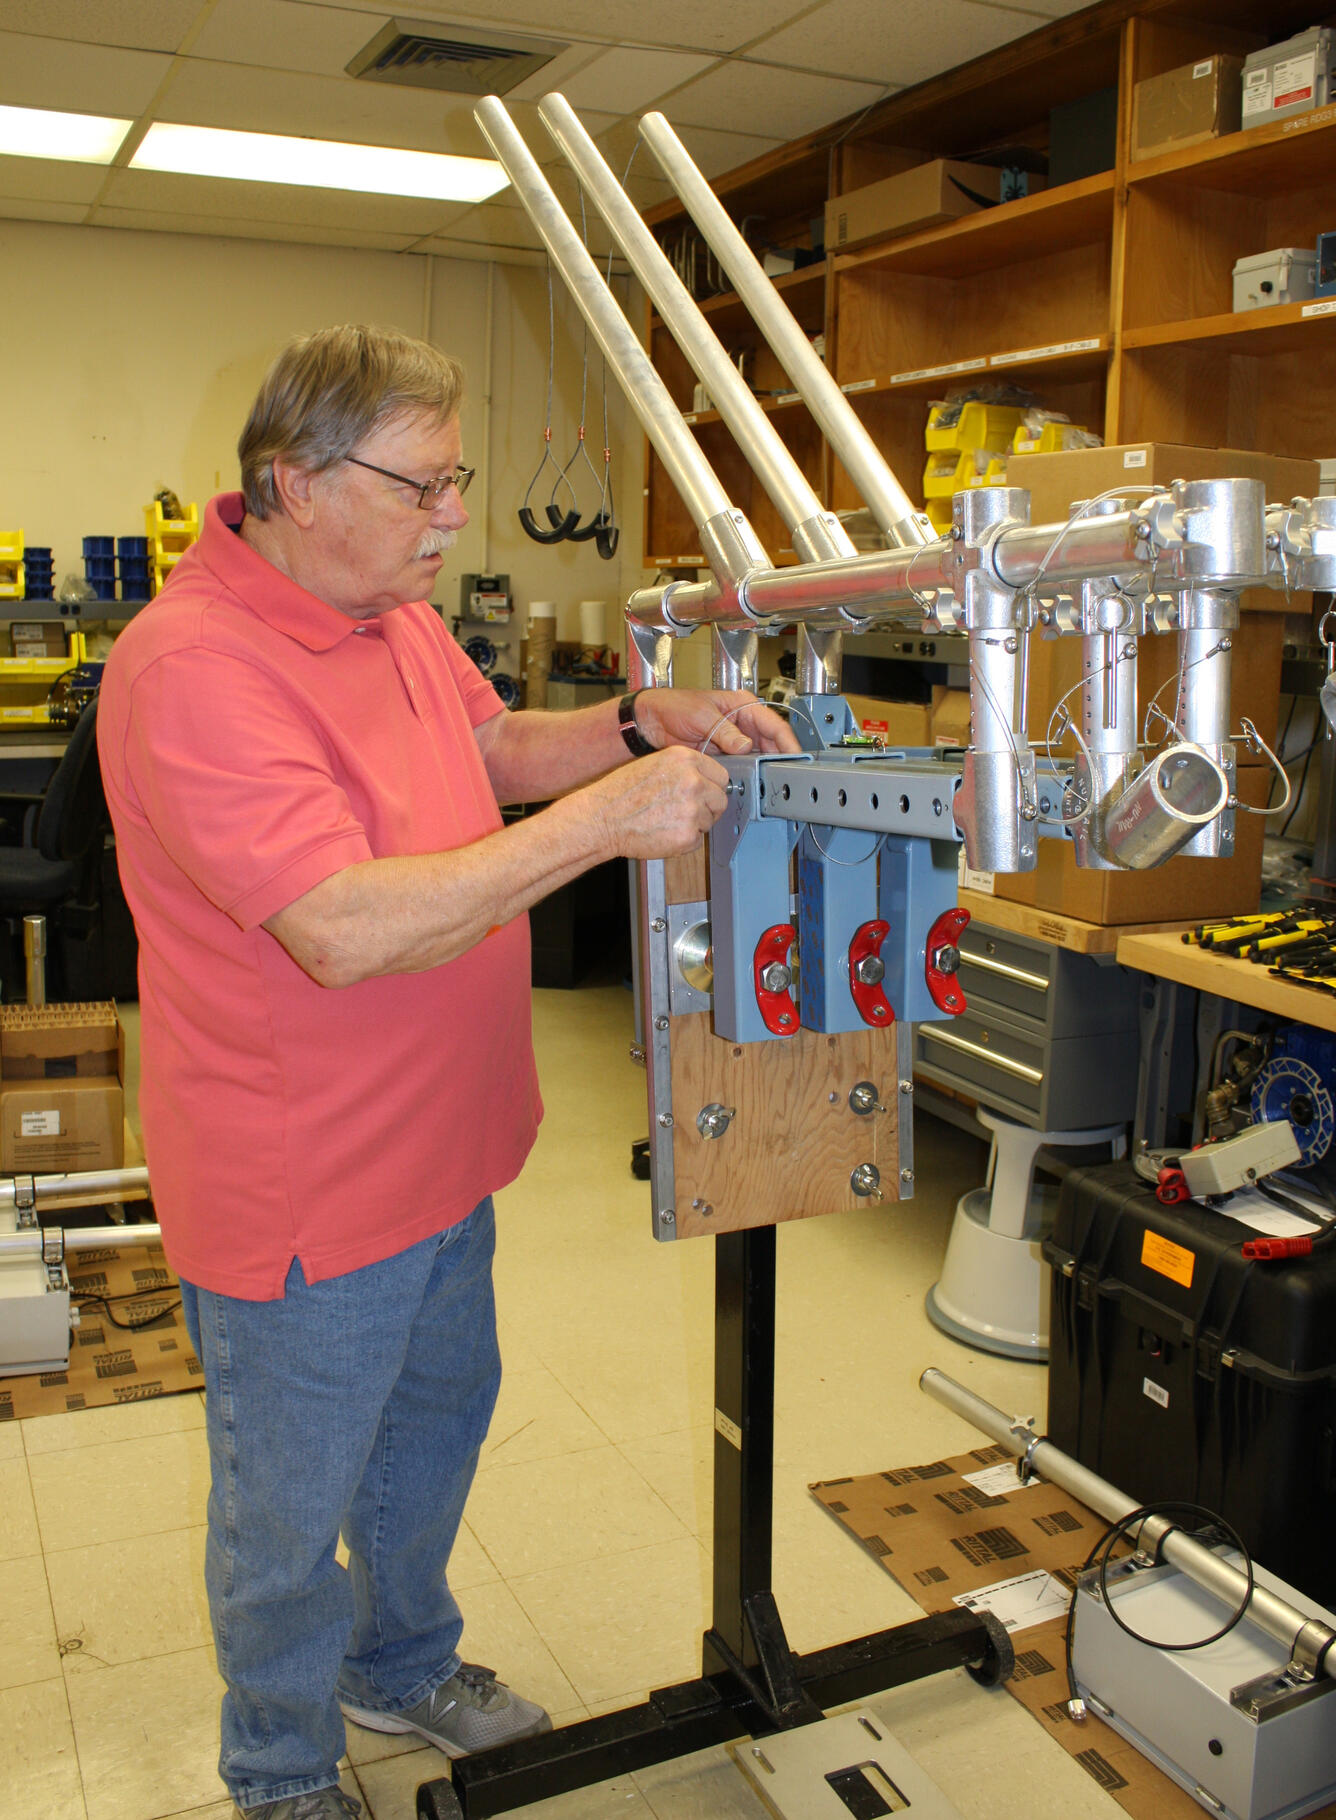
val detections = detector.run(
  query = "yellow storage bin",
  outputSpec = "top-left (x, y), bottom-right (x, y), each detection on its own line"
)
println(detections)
top-left (923, 447), bottom-right (997, 499)
top-left (925, 497), bottom-right (954, 534)
top-left (1011, 420), bottom-right (1093, 455)
top-left (925, 401), bottom-right (1026, 454)
top-left (144, 499), bottom-right (200, 558)
top-left (0, 530), bottom-right (24, 600)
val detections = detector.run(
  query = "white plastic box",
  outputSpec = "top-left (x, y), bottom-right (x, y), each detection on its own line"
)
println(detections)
top-left (1232, 247), bottom-right (1317, 312)
top-left (1241, 26), bottom-right (1333, 127)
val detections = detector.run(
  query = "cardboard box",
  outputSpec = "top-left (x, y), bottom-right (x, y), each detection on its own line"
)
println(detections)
top-left (0, 1003), bottom-right (124, 1171)
top-left (8, 623), bottom-right (66, 658)
top-left (826, 160), bottom-right (1006, 254)
top-left (843, 693), bottom-right (935, 745)
top-left (988, 763), bottom-right (1271, 927)
top-left (1131, 54), bottom-right (1243, 162)
top-left (933, 689), bottom-right (971, 748)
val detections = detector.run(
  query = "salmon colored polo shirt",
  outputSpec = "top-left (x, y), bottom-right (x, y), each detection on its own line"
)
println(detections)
top-left (98, 493), bottom-right (542, 1299)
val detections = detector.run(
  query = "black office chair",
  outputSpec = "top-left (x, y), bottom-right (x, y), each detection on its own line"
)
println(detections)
top-left (0, 697), bottom-right (115, 999)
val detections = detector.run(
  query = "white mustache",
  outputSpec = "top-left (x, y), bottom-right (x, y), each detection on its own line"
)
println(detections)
top-left (414, 527), bottom-right (458, 560)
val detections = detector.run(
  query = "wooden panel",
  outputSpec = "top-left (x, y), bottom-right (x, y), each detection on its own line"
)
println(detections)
top-left (829, 393), bottom-right (924, 515)
top-left (1121, 181), bottom-right (1266, 330)
top-left (669, 1014), bottom-right (902, 1237)
top-left (1115, 931), bottom-right (1336, 1033)
top-left (1129, 13), bottom-right (1261, 83)
top-left (836, 176), bottom-right (1116, 280)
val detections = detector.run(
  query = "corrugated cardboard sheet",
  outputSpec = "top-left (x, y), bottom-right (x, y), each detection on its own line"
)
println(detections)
top-left (0, 1239), bottom-right (200, 1419)
top-left (811, 1449), bottom-right (1336, 1820)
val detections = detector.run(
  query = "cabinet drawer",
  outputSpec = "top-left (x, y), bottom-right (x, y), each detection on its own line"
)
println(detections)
top-left (916, 1012), bottom-right (1045, 1121)
top-left (956, 925), bottom-right (1052, 1027)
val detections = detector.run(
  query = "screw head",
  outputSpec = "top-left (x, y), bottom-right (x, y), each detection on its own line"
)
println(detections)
top-left (901, 1168), bottom-right (914, 1184)
top-left (660, 1208), bottom-right (675, 1226)
top-left (658, 1112), bottom-right (674, 1128)
top-left (854, 954), bottom-right (885, 986)
top-left (651, 917), bottom-right (667, 933)
top-left (761, 962), bottom-right (792, 993)
top-left (899, 1079), bottom-right (913, 1095)
top-left (778, 1012), bottom-right (793, 1027)
top-left (654, 1016), bottom-right (669, 1031)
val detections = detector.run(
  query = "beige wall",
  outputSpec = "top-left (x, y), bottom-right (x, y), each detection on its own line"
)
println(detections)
top-left (0, 218), bottom-right (643, 662)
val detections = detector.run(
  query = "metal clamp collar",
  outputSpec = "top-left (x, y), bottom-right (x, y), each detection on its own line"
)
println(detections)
top-left (12, 1174), bottom-right (36, 1228)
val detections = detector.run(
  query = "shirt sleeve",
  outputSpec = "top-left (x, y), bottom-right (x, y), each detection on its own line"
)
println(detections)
top-left (120, 647), bottom-right (373, 930)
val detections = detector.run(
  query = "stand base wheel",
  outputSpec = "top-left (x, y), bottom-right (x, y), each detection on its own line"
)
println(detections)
top-left (965, 1612), bottom-right (1015, 1688)
top-left (416, 1776), bottom-right (463, 1820)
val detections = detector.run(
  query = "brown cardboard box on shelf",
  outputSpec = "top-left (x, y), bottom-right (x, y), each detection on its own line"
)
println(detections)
top-left (9, 623), bottom-right (67, 658)
top-left (933, 689), bottom-right (971, 748)
top-left (989, 763), bottom-right (1272, 926)
top-left (843, 692), bottom-right (937, 745)
top-left (0, 1002), bottom-right (124, 1172)
top-left (826, 160), bottom-right (1011, 253)
top-left (1131, 54), bottom-right (1243, 162)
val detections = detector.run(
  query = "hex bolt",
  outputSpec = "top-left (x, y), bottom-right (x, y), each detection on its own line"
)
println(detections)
top-left (931, 945), bottom-right (960, 975)
top-left (850, 1162), bottom-right (882, 1199)
top-left (629, 1045), bottom-right (646, 1066)
top-left (848, 1081), bottom-right (885, 1116)
top-left (696, 1102), bottom-right (735, 1141)
top-left (854, 954), bottom-right (885, 987)
top-left (761, 962), bottom-right (792, 994)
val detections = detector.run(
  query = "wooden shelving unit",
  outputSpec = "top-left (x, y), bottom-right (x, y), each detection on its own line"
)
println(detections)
top-left (641, 0), bottom-right (1335, 569)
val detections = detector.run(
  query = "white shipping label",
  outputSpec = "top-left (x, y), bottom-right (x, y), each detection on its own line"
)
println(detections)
top-left (1193, 60), bottom-right (1212, 78)
top-left (20, 1110), bottom-right (60, 1136)
top-left (1123, 449), bottom-right (1149, 468)
top-left (953, 1569), bottom-right (1070, 1633)
top-left (1142, 1376), bottom-right (1170, 1409)
top-left (1243, 68), bottom-right (1272, 115)
top-left (1274, 52), bottom-right (1317, 109)
top-left (962, 1461), bottom-right (1035, 1497)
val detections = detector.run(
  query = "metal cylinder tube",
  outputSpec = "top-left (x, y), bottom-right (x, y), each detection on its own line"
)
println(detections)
top-left (0, 1217), bottom-right (160, 1260)
top-left (537, 94), bottom-right (854, 563)
top-left (473, 98), bottom-right (738, 543)
top-left (0, 1165), bottom-right (150, 1211)
top-left (920, 1367), bottom-right (1336, 1679)
top-left (23, 915), bottom-right (46, 1008)
top-left (637, 110), bottom-right (930, 550)
top-left (1100, 745), bottom-right (1229, 869)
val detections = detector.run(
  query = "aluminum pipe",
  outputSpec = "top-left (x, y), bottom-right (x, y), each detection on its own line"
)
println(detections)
top-left (473, 98), bottom-right (740, 543)
top-left (637, 110), bottom-right (930, 550)
top-left (0, 1165), bottom-right (150, 1210)
top-left (537, 94), bottom-right (854, 565)
top-left (920, 1367), bottom-right (1336, 1680)
top-left (0, 1219), bottom-right (161, 1260)
top-left (990, 512), bottom-right (1145, 589)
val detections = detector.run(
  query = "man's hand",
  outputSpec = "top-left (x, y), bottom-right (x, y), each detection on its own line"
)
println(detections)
top-left (635, 688), bottom-right (801, 757)
top-left (587, 744), bottom-right (732, 859)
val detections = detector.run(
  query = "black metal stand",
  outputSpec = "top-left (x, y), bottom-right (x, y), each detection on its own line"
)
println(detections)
top-left (418, 1227), bottom-right (1007, 1820)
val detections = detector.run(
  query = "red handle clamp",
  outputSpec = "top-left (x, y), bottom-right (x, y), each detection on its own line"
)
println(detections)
top-left (849, 920), bottom-right (894, 1027)
top-left (1242, 1235), bottom-right (1314, 1260)
top-left (925, 907), bottom-right (970, 1016)
top-left (753, 923), bottom-right (799, 1037)
top-left (1156, 1166), bottom-right (1190, 1205)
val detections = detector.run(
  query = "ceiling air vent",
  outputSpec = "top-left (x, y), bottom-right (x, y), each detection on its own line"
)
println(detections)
top-left (347, 19), bottom-right (566, 95)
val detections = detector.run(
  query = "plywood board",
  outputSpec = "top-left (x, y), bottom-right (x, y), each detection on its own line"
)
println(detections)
top-left (669, 1011), bottom-right (902, 1238)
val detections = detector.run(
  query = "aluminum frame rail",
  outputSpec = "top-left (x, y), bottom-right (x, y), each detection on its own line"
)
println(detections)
top-left (920, 1368), bottom-right (1336, 1684)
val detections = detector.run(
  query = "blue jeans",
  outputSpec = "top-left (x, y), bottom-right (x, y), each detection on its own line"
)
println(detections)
top-left (179, 1198), bottom-right (500, 1809)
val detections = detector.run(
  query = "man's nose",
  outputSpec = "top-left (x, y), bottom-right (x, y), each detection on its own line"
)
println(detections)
top-left (431, 488), bottom-right (469, 531)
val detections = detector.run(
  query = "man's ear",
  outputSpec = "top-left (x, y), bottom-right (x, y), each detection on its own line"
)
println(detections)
top-left (271, 458), bottom-right (319, 528)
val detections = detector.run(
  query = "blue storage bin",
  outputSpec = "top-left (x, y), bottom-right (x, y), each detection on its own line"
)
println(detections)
top-left (87, 578), bottom-right (118, 601)
top-left (117, 536), bottom-right (149, 559)
top-left (82, 535), bottom-right (114, 557)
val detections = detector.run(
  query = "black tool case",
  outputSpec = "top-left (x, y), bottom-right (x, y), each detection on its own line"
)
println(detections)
top-left (1044, 1162), bottom-right (1336, 1608)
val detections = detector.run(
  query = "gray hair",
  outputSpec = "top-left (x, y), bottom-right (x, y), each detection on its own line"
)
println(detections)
top-left (237, 324), bottom-right (465, 519)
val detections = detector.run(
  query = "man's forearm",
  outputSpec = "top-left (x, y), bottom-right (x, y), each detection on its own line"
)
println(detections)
top-left (478, 695), bottom-right (631, 802)
top-left (265, 789), bottom-right (613, 987)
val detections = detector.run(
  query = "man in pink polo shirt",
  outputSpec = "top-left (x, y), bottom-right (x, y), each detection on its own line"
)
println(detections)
top-left (98, 324), bottom-right (797, 1820)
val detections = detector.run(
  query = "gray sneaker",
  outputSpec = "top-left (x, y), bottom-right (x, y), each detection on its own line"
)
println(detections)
top-left (240, 1790), bottom-right (361, 1820)
top-left (340, 1663), bottom-right (551, 1759)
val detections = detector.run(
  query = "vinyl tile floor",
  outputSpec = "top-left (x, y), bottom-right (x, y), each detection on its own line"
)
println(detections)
top-left (4, 987), bottom-right (1126, 1820)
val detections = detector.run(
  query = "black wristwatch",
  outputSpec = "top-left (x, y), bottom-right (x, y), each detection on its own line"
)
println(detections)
top-left (617, 691), bottom-right (658, 758)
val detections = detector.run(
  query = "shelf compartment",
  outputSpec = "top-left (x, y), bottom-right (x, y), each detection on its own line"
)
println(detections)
top-left (648, 261), bottom-right (827, 338)
top-left (833, 172), bottom-right (1116, 280)
top-left (1127, 106), bottom-right (1336, 195)
top-left (1122, 301), bottom-right (1336, 357)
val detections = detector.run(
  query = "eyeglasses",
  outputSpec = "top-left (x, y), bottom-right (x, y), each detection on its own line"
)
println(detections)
top-left (345, 455), bottom-right (476, 510)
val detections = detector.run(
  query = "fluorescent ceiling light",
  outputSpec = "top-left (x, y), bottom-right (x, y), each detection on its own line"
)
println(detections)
top-left (0, 104), bottom-right (132, 164)
top-left (132, 122), bottom-right (508, 202)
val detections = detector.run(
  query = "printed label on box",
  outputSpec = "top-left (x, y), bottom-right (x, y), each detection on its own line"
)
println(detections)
top-left (953, 1568), bottom-right (1069, 1633)
top-left (1274, 52), bottom-right (1317, 110)
top-left (1140, 1229), bottom-right (1195, 1288)
top-left (1142, 1377), bottom-right (1170, 1409)
top-left (1243, 68), bottom-right (1272, 115)
top-left (20, 1110), bottom-right (60, 1136)
top-left (962, 1461), bottom-right (1035, 1497)
top-left (1123, 449), bottom-right (1149, 468)
top-left (1193, 60), bottom-right (1212, 78)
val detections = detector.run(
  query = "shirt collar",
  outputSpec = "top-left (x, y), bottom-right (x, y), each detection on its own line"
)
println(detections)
top-left (196, 492), bottom-right (397, 652)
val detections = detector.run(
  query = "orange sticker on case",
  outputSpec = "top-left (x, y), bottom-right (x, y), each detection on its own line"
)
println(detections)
top-left (1141, 1230), bottom-right (1195, 1289)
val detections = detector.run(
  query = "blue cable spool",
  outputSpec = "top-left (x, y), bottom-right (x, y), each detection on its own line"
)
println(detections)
top-left (463, 634), bottom-right (498, 675)
top-left (1251, 1042), bottom-right (1336, 1166)
top-left (490, 672), bottom-right (520, 708)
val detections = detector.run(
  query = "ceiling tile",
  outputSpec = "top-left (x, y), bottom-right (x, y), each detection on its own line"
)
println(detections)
top-left (86, 203), bottom-right (420, 250)
top-left (0, 154), bottom-right (108, 204)
top-left (188, 0), bottom-right (387, 77)
top-left (664, 60), bottom-right (885, 141)
top-left (0, 1), bottom-right (203, 53)
top-left (0, 196), bottom-right (88, 224)
top-left (317, 0), bottom-right (818, 57)
top-left (99, 165), bottom-right (457, 234)
top-left (0, 29), bottom-right (173, 115)
top-left (554, 47), bottom-right (720, 116)
top-left (751, 0), bottom-right (1046, 87)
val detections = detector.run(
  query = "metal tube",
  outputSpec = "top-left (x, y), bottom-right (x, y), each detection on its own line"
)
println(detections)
top-left (473, 97), bottom-right (740, 544)
top-left (537, 94), bottom-right (853, 562)
top-left (0, 1165), bottom-right (150, 1210)
top-left (638, 110), bottom-right (930, 551)
top-left (991, 513), bottom-right (1144, 588)
top-left (0, 1219), bottom-right (161, 1260)
top-left (920, 1368), bottom-right (1336, 1677)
